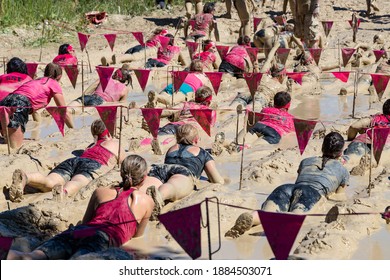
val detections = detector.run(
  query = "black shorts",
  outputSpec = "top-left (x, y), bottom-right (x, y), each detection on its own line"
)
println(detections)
top-left (76, 94), bottom-right (104, 106)
top-left (145, 58), bottom-right (167, 68)
top-left (219, 60), bottom-right (244, 79)
top-left (124, 44), bottom-right (144, 54)
top-left (248, 122), bottom-right (281, 144)
top-left (49, 157), bottom-right (102, 181)
top-left (158, 123), bottom-right (179, 136)
top-left (0, 93), bottom-right (32, 133)
top-left (148, 164), bottom-right (192, 183)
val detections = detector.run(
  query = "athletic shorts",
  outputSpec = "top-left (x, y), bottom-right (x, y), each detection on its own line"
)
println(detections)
top-left (343, 141), bottom-right (371, 157)
top-left (36, 225), bottom-right (110, 260)
top-left (124, 44), bottom-right (145, 54)
top-left (248, 122), bottom-right (281, 144)
top-left (148, 164), bottom-right (192, 183)
top-left (76, 94), bottom-right (104, 106)
top-left (0, 93), bottom-right (32, 133)
top-left (49, 157), bottom-right (102, 181)
top-left (219, 60), bottom-right (244, 79)
top-left (163, 83), bottom-right (193, 95)
top-left (145, 58), bottom-right (167, 68)
top-left (158, 123), bottom-right (179, 136)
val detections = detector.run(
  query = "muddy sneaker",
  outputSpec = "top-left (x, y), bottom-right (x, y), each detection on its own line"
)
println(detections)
top-left (111, 54), bottom-right (116, 65)
top-left (151, 138), bottom-right (163, 155)
top-left (52, 184), bottom-right (66, 202)
top-left (227, 142), bottom-right (240, 154)
top-left (350, 154), bottom-right (373, 176)
top-left (128, 138), bottom-right (140, 152)
top-left (146, 90), bottom-right (157, 108)
top-left (9, 169), bottom-right (27, 202)
top-left (225, 212), bottom-right (254, 238)
top-left (214, 132), bottom-right (225, 144)
top-left (146, 185), bottom-right (165, 221)
top-left (325, 205), bottom-right (339, 223)
top-left (101, 56), bottom-right (108, 66)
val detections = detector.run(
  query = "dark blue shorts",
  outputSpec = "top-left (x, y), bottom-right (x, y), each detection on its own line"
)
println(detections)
top-left (343, 141), bottom-right (371, 157)
top-left (49, 157), bottom-right (101, 181)
top-left (76, 94), bottom-right (104, 106)
top-left (145, 58), bottom-right (166, 68)
top-left (219, 60), bottom-right (244, 79)
top-left (148, 164), bottom-right (192, 183)
top-left (158, 123), bottom-right (179, 136)
top-left (0, 93), bottom-right (32, 133)
top-left (248, 122), bottom-right (281, 144)
top-left (125, 44), bottom-right (144, 54)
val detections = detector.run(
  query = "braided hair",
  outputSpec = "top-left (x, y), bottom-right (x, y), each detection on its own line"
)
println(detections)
top-left (319, 132), bottom-right (345, 170)
top-left (120, 155), bottom-right (148, 190)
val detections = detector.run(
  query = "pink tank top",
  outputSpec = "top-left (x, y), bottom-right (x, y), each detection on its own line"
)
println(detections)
top-left (87, 188), bottom-right (137, 246)
top-left (80, 140), bottom-right (116, 165)
top-left (94, 79), bottom-right (126, 102)
top-left (190, 13), bottom-right (214, 36)
top-left (193, 51), bottom-right (216, 69)
top-left (156, 45), bottom-right (181, 65)
top-left (0, 73), bottom-right (32, 101)
top-left (224, 45), bottom-right (249, 70)
top-left (53, 54), bottom-right (78, 67)
top-left (183, 73), bottom-right (204, 92)
top-left (259, 107), bottom-right (294, 136)
top-left (146, 35), bottom-right (160, 48)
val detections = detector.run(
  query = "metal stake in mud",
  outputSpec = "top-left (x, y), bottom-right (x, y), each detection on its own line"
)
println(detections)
top-left (202, 197), bottom-right (221, 260)
top-left (118, 106), bottom-right (123, 167)
top-left (352, 69), bottom-right (359, 118)
top-left (39, 20), bottom-right (47, 62)
top-left (235, 104), bottom-right (243, 144)
top-left (368, 128), bottom-right (374, 197)
top-left (2, 57), bottom-right (6, 74)
top-left (85, 47), bottom-right (92, 73)
top-left (338, 39), bottom-right (341, 71)
top-left (81, 60), bottom-right (85, 113)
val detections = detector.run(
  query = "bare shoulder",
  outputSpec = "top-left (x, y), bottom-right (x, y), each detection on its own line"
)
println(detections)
top-left (93, 187), bottom-right (117, 203)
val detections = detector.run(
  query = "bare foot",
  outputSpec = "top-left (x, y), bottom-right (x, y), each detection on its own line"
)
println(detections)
top-left (9, 169), bottom-right (27, 202)
top-left (146, 185), bottom-right (165, 221)
top-left (225, 212), bottom-right (253, 238)
top-left (151, 138), bottom-right (163, 155)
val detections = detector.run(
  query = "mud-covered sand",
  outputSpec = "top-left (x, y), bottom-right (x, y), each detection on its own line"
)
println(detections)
top-left (0, 0), bottom-right (389, 260)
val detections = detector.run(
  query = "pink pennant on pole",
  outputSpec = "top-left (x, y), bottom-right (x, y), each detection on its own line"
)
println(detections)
top-left (243, 72), bottom-right (263, 96)
top-left (46, 106), bottom-right (67, 136)
top-left (253, 17), bottom-right (262, 31)
top-left (158, 35), bottom-right (170, 51)
top-left (216, 45), bottom-right (230, 60)
top-left (64, 65), bottom-right (79, 89)
top-left (172, 71), bottom-right (189, 93)
top-left (131, 32), bottom-right (144, 46)
top-left (26, 62), bottom-right (38, 79)
top-left (371, 74), bottom-right (390, 100)
top-left (258, 210), bottom-right (306, 260)
top-left (186, 41), bottom-right (199, 57)
top-left (159, 204), bottom-right (202, 260)
top-left (0, 236), bottom-right (13, 260)
top-left (188, 20), bottom-right (196, 29)
top-left (372, 128), bottom-right (390, 164)
top-left (276, 48), bottom-right (290, 65)
top-left (103, 34), bottom-right (117, 51)
top-left (331, 71), bottom-right (351, 83)
top-left (189, 108), bottom-right (214, 136)
top-left (96, 66), bottom-right (115, 92)
top-left (140, 108), bottom-right (163, 138)
top-left (133, 69), bottom-right (151, 92)
top-left (341, 48), bottom-right (356, 67)
top-left (73, 227), bottom-right (97, 239)
top-left (246, 47), bottom-right (258, 64)
top-left (321, 21), bottom-right (334, 37)
top-left (373, 50), bottom-right (386, 62)
top-left (204, 72), bottom-right (223, 95)
top-left (286, 72), bottom-right (306, 85)
top-left (77, 32), bottom-right (90, 52)
top-left (308, 48), bottom-right (322, 65)
top-left (95, 106), bottom-right (118, 136)
top-left (293, 118), bottom-right (317, 155)
top-left (348, 19), bottom-right (361, 28)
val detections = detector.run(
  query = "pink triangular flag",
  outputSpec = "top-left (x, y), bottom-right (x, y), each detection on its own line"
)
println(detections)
top-left (293, 118), bottom-right (317, 155)
top-left (373, 50), bottom-right (386, 62)
top-left (371, 74), bottom-right (390, 100)
top-left (258, 210), bottom-right (306, 260)
top-left (103, 33), bottom-right (117, 51)
top-left (140, 108), bottom-right (163, 138)
top-left (172, 71), bottom-right (189, 93)
top-left (348, 19), bottom-right (361, 28)
top-left (216, 45), bottom-right (230, 60)
top-left (331, 71), bottom-right (351, 83)
top-left (372, 128), bottom-right (390, 164)
top-left (243, 72), bottom-right (263, 96)
top-left (131, 32), bottom-right (145, 46)
top-left (133, 69), bottom-right (151, 92)
top-left (96, 66), bottom-right (115, 92)
top-left (321, 21), bottom-right (334, 37)
top-left (341, 48), bottom-right (356, 67)
top-left (64, 65), bottom-right (79, 89)
top-left (73, 227), bottom-right (97, 239)
top-left (188, 19), bottom-right (196, 29)
top-left (204, 72), bottom-right (223, 95)
top-left (276, 48), bottom-right (291, 65)
top-left (77, 32), bottom-right (90, 52)
top-left (189, 108), bottom-right (214, 136)
top-left (186, 41), bottom-right (199, 57)
top-left (46, 106), bottom-right (67, 136)
top-left (95, 106), bottom-right (118, 136)
top-left (159, 204), bottom-right (202, 260)
top-left (158, 35), bottom-right (170, 51)
top-left (246, 47), bottom-right (258, 64)
top-left (308, 48), bottom-right (322, 65)
top-left (286, 72), bottom-right (306, 85)
top-left (0, 236), bottom-right (13, 260)
top-left (26, 62), bottom-right (38, 79)
top-left (253, 17), bottom-right (262, 31)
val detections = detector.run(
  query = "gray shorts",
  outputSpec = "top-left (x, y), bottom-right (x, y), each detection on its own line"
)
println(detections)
top-left (148, 164), bottom-right (192, 183)
top-left (49, 157), bottom-right (102, 181)
top-left (76, 94), bottom-right (104, 106)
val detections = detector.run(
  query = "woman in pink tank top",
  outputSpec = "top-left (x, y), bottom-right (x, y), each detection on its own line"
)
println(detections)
top-left (7, 119), bottom-right (126, 203)
top-left (52, 43), bottom-right (78, 67)
top-left (145, 34), bottom-right (186, 68)
top-left (7, 155), bottom-right (154, 260)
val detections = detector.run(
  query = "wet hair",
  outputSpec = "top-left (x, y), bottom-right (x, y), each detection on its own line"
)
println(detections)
top-left (190, 59), bottom-right (203, 72)
top-left (120, 155), bottom-right (148, 190)
top-left (237, 35), bottom-right (251, 46)
top-left (90, 119), bottom-right (107, 136)
top-left (273, 91), bottom-right (291, 108)
top-left (195, 86), bottom-right (212, 100)
top-left (176, 124), bottom-right (199, 145)
top-left (6, 57), bottom-right (28, 75)
top-left (383, 99), bottom-right (390, 115)
top-left (203, 2), bottom-right (215, 14)
top-left (319, 132), bottom-right (345, 170)
top-left (58, 44), bottom-right (71, 55)
top-left (112, 64), bottom-right (133, 87)
top-left (165, 33), bottom-right (175, 46)
top-left (44, 63), bottom-right (62, 80)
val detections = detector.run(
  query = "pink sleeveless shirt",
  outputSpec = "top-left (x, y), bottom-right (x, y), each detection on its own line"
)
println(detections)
top-left (80, 140), bottom-right (116, 165)
top-left (94, 79), bottom-right (126, 102)
top-left (355, 114), bottom-right (390, 143)
top-left (193, 51), bottom-right (217, 69)
top-left (190, 13), bottom-right (214, 37)
top-left (183, 73), bottom-right (205, 92)
top-left (224, 45), bottom-right (249, 70)
top-left (259, 107), bottom-right (294, 136)
top-left (87, 188), bottom-right (138, 246)
top-left (156, 45), bottom-right (181, 65)
top-left (53, 54), bottom-right (78, 67)
top-left (0, 73), bottom-right (32, 101)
